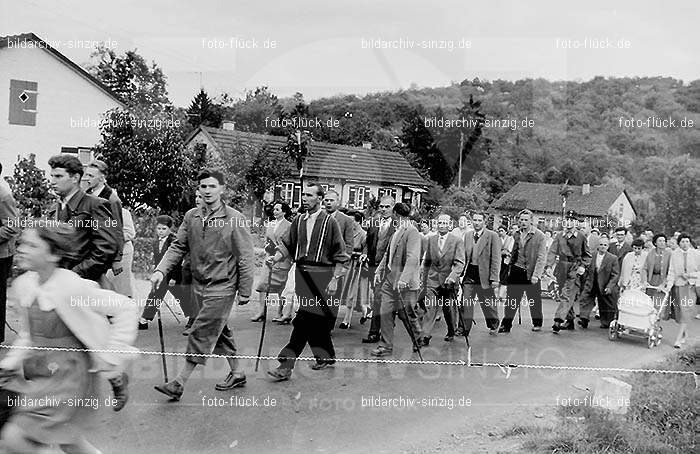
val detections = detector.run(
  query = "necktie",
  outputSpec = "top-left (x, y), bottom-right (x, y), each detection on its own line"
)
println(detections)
top-left (57, 202), bottom-right (69, 222)
top-left (438, 235), bottom-right (445, 252)
top-left (474, 232), bottom-right (480, 244)
top-left (683, 252), bottom-right (687, 273)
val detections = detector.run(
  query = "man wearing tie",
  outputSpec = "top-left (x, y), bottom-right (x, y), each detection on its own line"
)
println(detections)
top-left (577, 236), bottom-right (619, 328)
top-left (371, 203), bottom-right (424, 357)
top-left (267, 183), bottom-right (348, 381)
top-left (459, 211), bottom-right (501, 336)
top-left (362, 196), bottom-right (396, 343)
top-left (420, 214), bottom-right (465, 344)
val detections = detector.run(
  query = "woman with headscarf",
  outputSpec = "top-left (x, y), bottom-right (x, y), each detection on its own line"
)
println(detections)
top-left (666, 233), bottom-right (699, 348)
top-left (0, 223), bottom-right (138, 453)
top-left (339, 211), bottom-right (370, 329)
top-left (618, 238), bottom-right (647, 292)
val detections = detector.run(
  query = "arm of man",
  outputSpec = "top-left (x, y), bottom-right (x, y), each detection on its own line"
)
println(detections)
top-left (608, 256), bottom-right (620, 293)
top-left (0, 190), bottom-right (20, 245)
top-left (399, 228), bottom-right (421, 286)
top-left (73, 199), bottom-right (119, 280)
top-left (122, 209), bottom-right (136, 242)
top-left (231, 212), bottom-right (255, 301)
top-left (330, 219), bottom-right (350, 278)
top-left (489, 233), bottom-right (501, 286)
top-left (546, 234), bottom-right (559, 268)
top-left (447, 237), bottom-right (465, 284)
top-left (532, 233), bottom-right (548, 282)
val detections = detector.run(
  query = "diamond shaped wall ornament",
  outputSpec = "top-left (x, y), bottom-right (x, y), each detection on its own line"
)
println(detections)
top-left (19, 91), bottom-right (29, 103)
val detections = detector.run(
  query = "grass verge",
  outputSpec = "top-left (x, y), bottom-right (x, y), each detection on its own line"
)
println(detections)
top-left (505, 344), bottom-right (698, 453)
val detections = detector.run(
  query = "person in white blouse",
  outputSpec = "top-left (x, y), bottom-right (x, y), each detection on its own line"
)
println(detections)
top-left (618, 239), bottom-right (647, 293)
top-left (665, 233), bottom-right (699, 348)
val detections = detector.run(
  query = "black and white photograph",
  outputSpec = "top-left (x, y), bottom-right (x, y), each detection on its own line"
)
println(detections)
top-left (0, 1), bottom-right (698, 453)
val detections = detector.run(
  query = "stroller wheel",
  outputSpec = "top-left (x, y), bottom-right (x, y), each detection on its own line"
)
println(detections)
top-left (647, 335), bottom-right (655, 349)
top-left (608, 320), bottom-right (618, 341)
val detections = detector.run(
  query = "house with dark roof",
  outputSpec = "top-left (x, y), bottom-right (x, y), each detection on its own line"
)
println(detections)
top-left (490, 182), bottom-right (637, 230)
top-left (0, 33), bottom-right (125, 170)
top-left (185, 125), bottom-right (429, 209)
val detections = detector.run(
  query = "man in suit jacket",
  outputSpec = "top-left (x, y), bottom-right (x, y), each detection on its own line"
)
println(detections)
top-left (609, 227), bottom-right (633, 267)
top-left (140, 215), bottom-right (198, 332)
top-left (324, 190), bottom-right (354, 327)
top-left (371, 203), bottom-right (424, 357)
top-left (362, 196), bottom-right (396, 343)
top-left (459, 211), bottom-right (501, 336)
top-left (548, 216), bottom-right (590, 332)
top-left (420, 214), bottom-right (465, 344)
top-left (0, 163), bottom-right (20, 343)
top-left (499, 210), bottom-right (548, 333)
top-left (578, 236), bottom-right (619, 328)
top-left (48, 155), bottom-right (120, 283)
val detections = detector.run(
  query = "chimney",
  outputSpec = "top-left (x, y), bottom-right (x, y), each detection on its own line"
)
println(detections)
top-left (222, 121), bottom-right (235, 131)
top-left (362, 141), bottom-right (372, 149)
top-left (582, 184), bottom-right (591, 195)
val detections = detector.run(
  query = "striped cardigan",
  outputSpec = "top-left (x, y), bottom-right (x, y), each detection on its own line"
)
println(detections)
top-left (279, 210), bottom-right (349, 274)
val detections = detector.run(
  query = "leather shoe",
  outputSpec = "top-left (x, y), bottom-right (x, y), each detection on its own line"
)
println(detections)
top-left (154, 380), bottom-right (184, 401)
top-left (552, 323), bottom-right (561, 333)
top-left (250, 315), bottom-right (265, 322)
top-left (370, 347), bottom-right (392, 357)
top-left (562, 320), bottom-right (575, 330)
top-left (422, 336), bottom-right (431, 346)
top-left (444, 335), bottom-right (454, 342)
top-left (138, 322), bottom-right (149, 330)
top-left (276, 317), bottom-right (292, 325)
top-left (215, 372), bottom-right (246, 391)
top-left (268, 368), bottom-right (292, 382)
top-left (498, 326), bottom-right (511, 334)
top-left (531, 326), bottom-right (542, 332)
top-left (108, 372), bottom-right (129, 411)
top-left (310, 360), bottom-right (336, 370)
top-left (362, 334), bottom-right (380, 343)
top-left (577, 318), bottom-right (589, 329)
top-left (338, 322), bottom-right (349, 329)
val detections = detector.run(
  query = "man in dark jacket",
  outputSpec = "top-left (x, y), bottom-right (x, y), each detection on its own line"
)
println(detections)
top-left (268, 183), bottom-right (348, 381)
top-left (152, 169), bottom-right (255, 400)
top-left (47, 154), bottom-right (126, 409)
top-left (47, 155), bottom-right (120, 283)
top-left (578, 236), bottom-right (620, 328)
top-left (0, 163), bottom-right (20, 343)
top-left (362, 196), bottom-right (395, 343)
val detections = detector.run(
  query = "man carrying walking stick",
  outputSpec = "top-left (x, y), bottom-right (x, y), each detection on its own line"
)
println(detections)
top-left (267, 183), bottom-right (348, 381)
top-left (151, 169), bottom-right (255, 400)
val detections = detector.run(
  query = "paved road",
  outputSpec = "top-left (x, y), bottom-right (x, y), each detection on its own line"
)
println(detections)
top-left (3, 280), bottom-right (697, 454)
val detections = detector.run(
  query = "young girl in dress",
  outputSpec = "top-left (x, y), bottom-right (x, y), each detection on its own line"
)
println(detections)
top-left (0, 223), bottom-right (138, 454)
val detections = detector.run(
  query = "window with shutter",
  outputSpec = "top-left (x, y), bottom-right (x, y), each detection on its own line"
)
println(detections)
top-left (348, 187), bottom-right (356, 207)
top-left (9, 79), bottom-right (38, 126)
top-left (355, 187), bottom-right (366, 209)
top-left (293, 184), bottom-right (301, 207)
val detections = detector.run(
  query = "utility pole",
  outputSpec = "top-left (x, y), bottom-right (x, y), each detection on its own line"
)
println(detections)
top-left (458, 131), bottom-right (463, 188)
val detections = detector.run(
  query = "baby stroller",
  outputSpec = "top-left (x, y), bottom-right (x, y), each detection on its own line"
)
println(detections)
top-left (608, 286), bottom-right (670, 348)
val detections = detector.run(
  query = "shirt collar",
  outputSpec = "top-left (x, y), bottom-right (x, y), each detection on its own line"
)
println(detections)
top-left (62, 187), bottom-right (79, 204)
top-left (92, 183), bottom-right (106, 197)
top-left (305, 208), bottom-right (322, 221)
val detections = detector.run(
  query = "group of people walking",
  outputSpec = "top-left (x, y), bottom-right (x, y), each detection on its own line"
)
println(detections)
top-left (0, 158), bottom-right (697, 451)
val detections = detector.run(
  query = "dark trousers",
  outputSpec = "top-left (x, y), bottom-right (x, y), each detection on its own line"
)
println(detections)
top-left (141, 279), bottom-right (198, 321)
top-left (501, 265), bottom-right (543, 328)
top-left (460, 283), bottom-right (500, 334)
top-left (186, 293), bottom-right (235, 365)
top-left (277, 264), bottom-right (335, 369)
top-left (421, 285), bottom-right (457, 337)
top-left (367, 268), bottom-right (382, 337)
top-left (580, 275), bottom-right (616, 326)
top-left (0, 256), bottom-right (11, 343)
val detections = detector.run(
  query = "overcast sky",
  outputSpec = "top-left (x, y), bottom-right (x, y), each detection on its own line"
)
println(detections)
top-left (2, 0), bottom-right (698, 107)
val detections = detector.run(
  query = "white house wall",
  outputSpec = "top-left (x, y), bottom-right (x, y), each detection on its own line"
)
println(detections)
top-left (0, 45), bottom-right (122, 171)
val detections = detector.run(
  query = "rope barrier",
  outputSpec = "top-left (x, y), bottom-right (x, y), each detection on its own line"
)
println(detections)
top-left (0, 344), bottom-right (694, 376)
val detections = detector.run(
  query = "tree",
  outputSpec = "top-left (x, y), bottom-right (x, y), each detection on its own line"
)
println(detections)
top-left (399, 107), bottom-right (454, 188)
top-left (186, 89), bottom-right (223, 128)
top-left (225, 86), bottom-right (284, 134)
top-left (649, 157), bottom-right (699, 237)
top-left (93, 108), bottom-right (197, 215)
top-left (87, 45), bottom-right (171, 112)
top-left (8, 154), bottom-right (54, 218)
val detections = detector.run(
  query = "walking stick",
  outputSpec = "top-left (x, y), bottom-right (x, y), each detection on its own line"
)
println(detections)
top-left (156, 307), bottom-right (168, 383)
top-left (255, 262), bottom-right (273, 372)
top-left (397, 291), bottom-right (423, 362)
top-left (452, 284), bottom-right (472, 366)
top-left (161, 299), bottom-right (181, 324)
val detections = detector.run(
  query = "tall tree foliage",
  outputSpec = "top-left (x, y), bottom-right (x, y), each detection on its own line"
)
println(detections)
top-left (87, 45), bottom-right (171, 112)
top-left (186, 89), bottom-right (223, 128)
top-left (8, 154), bottom-right (54, 218)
